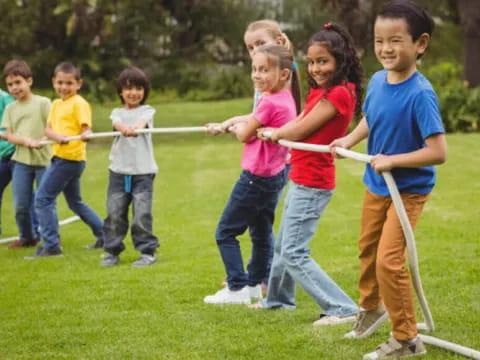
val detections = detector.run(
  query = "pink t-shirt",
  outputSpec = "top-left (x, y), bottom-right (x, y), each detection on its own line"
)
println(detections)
top-left (241, 89), bottom-right (296, 177)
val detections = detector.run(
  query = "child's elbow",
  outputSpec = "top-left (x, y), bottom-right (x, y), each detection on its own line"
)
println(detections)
top-left (437, 150), bottom-right (447, 165)
top-left (236, 133), bottom-right (247, 142)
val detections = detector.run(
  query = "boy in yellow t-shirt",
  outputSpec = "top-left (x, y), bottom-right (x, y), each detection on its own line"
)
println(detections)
top-left (27, 62), bottom-right (104, 259)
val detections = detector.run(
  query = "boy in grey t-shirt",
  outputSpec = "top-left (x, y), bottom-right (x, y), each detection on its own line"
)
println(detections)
top-left (101, 67), bottom-right (159, 267)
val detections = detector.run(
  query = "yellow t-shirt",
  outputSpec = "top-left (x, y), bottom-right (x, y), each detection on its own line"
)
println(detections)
top-left (48, 94), bottom-right (92, 161)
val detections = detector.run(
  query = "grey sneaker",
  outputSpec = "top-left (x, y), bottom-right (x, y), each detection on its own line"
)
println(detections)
top-left (24, 246), bottom-right (63, 260)
top-left (363, 336), bottom-right (426, 359)
top-left (101, 254), bottom-right (119, 267)
top-left (132, 254), bottom-right (156, 267)
top-left (344, 305), bottom-right (389, 339)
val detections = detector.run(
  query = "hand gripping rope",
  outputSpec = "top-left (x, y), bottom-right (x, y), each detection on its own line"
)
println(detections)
top-left (2, 126), bottom-right (478, 359)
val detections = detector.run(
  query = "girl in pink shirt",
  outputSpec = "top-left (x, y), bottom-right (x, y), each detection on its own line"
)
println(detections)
top-left (204, 45), bottom-right (300, 305)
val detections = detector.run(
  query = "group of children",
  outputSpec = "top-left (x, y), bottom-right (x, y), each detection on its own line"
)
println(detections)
top-left (204, 1), bottom-right (446, 360)
top-left (0, 60), bottom-right (158, 266)
top-left (0, 0), bottom-right (447, 359)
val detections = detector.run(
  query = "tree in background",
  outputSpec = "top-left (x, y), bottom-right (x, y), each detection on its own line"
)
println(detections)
top-left (457, 0), bottom-right (480, 88)
top-left (0, 0), bottom-right (477, 100)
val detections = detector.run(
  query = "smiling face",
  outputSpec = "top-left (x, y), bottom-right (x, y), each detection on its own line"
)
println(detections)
top-left (306, 43), bottom-right (336, 88)
top-left (52, 71), bottom-right (82, 100)
top-left (5, 75), bottom-right (33, 102)
top-left (244, 29), bottom-right (281, 59)
top-left (251, 52), bottom-right (288, 95)
top-left (121, 85), bottom-right (145, 109)
top-left (374, 17), bottom-right (429, 82)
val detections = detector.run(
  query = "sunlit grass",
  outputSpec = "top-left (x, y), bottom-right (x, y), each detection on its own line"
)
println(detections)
top-left (0, 99), bottom-right (478, 359)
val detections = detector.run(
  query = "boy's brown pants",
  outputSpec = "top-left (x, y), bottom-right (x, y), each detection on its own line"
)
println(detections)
top-left (358, 189), bottom-right (429, 341)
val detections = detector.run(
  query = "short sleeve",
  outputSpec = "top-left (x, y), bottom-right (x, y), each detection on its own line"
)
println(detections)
top-left (110, 108), bottom-right (122, 124)
top-left (42, 97), bottom-right (51, 122)
top-left (139, 105), bottom-right (156, 128)
top-left (253, 97), bottom-right (274, 126)
top-left (325, 85), bottom-right (354, 118)
top-left (75, 97), bottom-right (92, 127)
top-left (414, 89), bottom-right (444, 139)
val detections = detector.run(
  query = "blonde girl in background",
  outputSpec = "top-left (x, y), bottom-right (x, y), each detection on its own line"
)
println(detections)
top-left (206, 19), bottom-right (301, 297)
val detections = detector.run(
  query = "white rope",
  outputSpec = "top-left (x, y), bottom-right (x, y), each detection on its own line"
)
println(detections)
top-left (419, 335), bottom-right (480, 360)
top-left (0, 215), bottom-right (80, 244)
top-left (39, 126), bottom-right (207, 145)
top-left (261, 132), bottom-right (478, 359)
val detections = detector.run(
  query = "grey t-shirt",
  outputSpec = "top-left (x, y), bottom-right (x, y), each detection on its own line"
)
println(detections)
top-left (108, 105), bottom-right (158, 175)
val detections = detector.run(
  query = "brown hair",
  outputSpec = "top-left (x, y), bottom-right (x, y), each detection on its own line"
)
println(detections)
top-left (53, 61), bottom-right (81, 80)
top-left (3, 59), bottom-right (32, 79)
top-left (253, 44), bottom-right (301, 114)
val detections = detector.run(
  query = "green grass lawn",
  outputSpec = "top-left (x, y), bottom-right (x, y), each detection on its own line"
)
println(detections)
top-left (0, 98), bottom-right (478, 359)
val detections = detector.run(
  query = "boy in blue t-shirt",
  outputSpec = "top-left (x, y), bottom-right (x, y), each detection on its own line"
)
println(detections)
top-left (330, 1), bottom-right (446, 359)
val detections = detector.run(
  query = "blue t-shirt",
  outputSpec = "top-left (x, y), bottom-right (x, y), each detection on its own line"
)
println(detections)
top-left (363, 70), bottom-right (445, 196)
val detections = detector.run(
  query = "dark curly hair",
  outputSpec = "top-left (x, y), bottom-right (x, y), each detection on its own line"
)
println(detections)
top-left (306, 24), bottom-right (364, 119)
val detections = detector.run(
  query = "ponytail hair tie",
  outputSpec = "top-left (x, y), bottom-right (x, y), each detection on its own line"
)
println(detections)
top-left (324, 23), bottom-right (332, 29)
top-left (292, 61), bottom-right (298, 71)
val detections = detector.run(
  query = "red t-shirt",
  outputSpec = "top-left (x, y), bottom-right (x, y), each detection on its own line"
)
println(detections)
top-left (289, 83), bottom-right (356, 189)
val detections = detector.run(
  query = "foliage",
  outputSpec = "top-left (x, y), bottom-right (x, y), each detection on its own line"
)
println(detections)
top-left (423, 62), bottom-right (480, 132)
top-left (0, 99), bottom-right (478, 359)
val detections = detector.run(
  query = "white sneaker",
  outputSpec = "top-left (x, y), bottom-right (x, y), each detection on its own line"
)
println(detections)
top-left (248, 284), bottom-right (263, 303)
top-left (204, 286), bottom-right (251, 304)
top-left (313, 314), bottom-right (357, 326)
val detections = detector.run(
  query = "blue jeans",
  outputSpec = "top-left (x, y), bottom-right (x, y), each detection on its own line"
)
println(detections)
top-left (216, 169), bottom-right (287, 291)
top-left (263, 182), bottom-right (358, 317)
top-left (10, 161), bottom-right (44, 240)
top-left (35, 157), bottom-right (104, 249)
top-left (104, 171), bottom-right (159, 256)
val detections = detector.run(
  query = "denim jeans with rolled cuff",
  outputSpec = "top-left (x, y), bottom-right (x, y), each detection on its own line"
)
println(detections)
top-left (262, 182), bottom-right (358, 317)
top-left (216, 168), bottom-right (287, 291)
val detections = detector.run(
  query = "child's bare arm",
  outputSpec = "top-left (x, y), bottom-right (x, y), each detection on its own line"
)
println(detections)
top-left (80, 124), bottom-right (93, 141)
top-left (232, 115), bottom-right (262, 143)
top-left (45, 123), bottom-right (69, 144)
top-left (6, 128), bottom-right (42, 148)
top-left (370, 133), bottom-right (447, 174)
top-left (222, 114), bottom-right (251, 130)
top-left (205, 114), bottom-right (252, 135)
top-left (275, 100), bottom-right (336, 142)
top-left (329, 117), bottom-right (369, 158)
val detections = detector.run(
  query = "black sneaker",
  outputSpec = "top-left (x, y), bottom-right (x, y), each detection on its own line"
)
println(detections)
top-left (24, 246), bottom-right (63, 260)
top-left (85, 239), bottom-right (104, 250)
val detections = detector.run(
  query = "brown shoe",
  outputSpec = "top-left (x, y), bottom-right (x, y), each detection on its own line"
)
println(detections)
top-left (8, 238), bottom-right (39, 249)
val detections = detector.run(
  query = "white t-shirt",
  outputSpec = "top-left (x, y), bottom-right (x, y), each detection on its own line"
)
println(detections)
top-left (108, 105), bottom-right (158, 175)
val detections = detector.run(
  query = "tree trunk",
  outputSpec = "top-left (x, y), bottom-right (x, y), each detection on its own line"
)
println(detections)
top-left (457, 0), bottom-right (480, 88)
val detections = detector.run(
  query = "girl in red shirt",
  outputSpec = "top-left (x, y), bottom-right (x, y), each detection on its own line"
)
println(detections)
top-left (254, 23), bottom-right (364, 326)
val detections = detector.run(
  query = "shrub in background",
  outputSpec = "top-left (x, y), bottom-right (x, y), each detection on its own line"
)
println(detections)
top-left (424, 62), bottom-right (480, 132)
